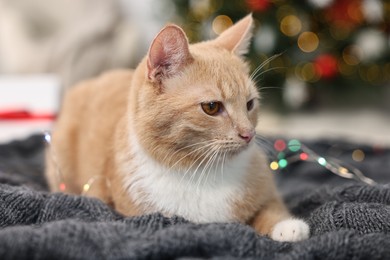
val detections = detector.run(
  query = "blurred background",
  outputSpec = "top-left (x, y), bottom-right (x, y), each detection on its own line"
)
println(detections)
top-left (0, 0), bottom-right (389, 144)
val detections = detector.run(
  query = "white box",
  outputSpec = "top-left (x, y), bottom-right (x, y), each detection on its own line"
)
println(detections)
top-left (0, 74), bottom-right (62, 143)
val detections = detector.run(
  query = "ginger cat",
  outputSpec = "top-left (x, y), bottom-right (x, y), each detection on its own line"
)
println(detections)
top-left (46, 15), bottom-right (309, 242)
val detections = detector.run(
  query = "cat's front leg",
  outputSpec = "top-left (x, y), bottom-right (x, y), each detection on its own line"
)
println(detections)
top-left (250, 198), bottom-right (310, 242)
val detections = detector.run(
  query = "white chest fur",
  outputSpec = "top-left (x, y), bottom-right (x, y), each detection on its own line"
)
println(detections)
top-left (121, 135), bottom-right (254, 223)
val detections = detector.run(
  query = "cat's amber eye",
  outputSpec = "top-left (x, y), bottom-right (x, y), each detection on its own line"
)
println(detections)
top-left (247, 99), bottom-right (255, 111)
top-left (201, 101), bottom-right (222, 116)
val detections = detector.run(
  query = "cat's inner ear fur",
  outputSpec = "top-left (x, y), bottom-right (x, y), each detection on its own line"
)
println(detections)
top-left (213, 14), bottom-right (254, 56)
top-left (147, 25), bottom-right (193, 84)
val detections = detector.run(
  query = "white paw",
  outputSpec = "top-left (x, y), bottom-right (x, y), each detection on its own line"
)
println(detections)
top-left (271, 218), bottom-right (310, 242)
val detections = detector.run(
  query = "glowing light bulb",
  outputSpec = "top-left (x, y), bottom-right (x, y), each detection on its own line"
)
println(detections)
top-left (300, 62), bottom-right (318, 82)
top-left (352, 149), bottom-right (365, 162)
top-left (274, 139), bottom-right (286, 151)
top-left (270, 161), bottom-right (279, 171)
top-left (318, 157), bottom-right (327, 166)
top-left (288, 139), bottom-right (301, 152)
top-left (44, 132), bottom-right (51, 143)
top-left (83, 184), bottom-right (90, 193)
top-left (59, 183), bottom-right (66, 191)
top-left (278, 159), bottom-right (288, 168)
top-left (338, 167), bottom-right (349, 175)
top-left (299, 152), bottom-right (309, 161)
top-left (277, 152), bottom-right (286, 160)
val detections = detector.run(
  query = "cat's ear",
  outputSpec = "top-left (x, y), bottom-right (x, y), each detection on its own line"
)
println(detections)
top-left (213, 14), bottom-right (254, 56)
top-left (147, 24), bottom-right (193, 84)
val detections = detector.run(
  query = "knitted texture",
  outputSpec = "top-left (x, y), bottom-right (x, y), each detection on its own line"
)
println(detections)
top-left (0, 135), bottom-right (389, 259)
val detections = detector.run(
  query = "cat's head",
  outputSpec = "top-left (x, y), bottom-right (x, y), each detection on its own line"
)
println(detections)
top-left (132, 15), bottom-right (259, 170)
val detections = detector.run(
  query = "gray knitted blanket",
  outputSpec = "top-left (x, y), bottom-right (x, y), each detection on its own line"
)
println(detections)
top-left (0, 135), bottom-right (389, 259)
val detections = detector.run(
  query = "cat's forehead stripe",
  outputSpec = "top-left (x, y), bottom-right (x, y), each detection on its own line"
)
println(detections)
top-left (216, 74), bottom-right (250, 101)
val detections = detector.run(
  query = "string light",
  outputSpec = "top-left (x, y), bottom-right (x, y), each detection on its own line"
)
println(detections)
top-left (338, 166), bottom-right (349, 175)
top-left (59, 183), bottom-right (66, 191)
top-left (352, 149), bottom-right (365, 162)
top-left (44, 131), bottom-right (111, 195)
top-left (317, 157), bottom-right (327, 166)
top-left (270, 161), bottom-right (279, 170)
top-left (288, 139), bottom-right (301, 152)
top-left (44, 133), bottom-right (51, 143)
top-left (45, 131), bottom-right (377, 194)
top-left (44, 131), bottom-right (65, 191)
top-left (83, 183), bottom-right (91, 193)
top-left (277, 152), bottom-right (286, 160)
top-left (299, 152), bottom-right (308, 161)
top-left (267, 138), bottom-right (376, 185)
top-left (278, 159), bottom-right (288, 168)
top-left (274, 139), bottom-right (286, 151)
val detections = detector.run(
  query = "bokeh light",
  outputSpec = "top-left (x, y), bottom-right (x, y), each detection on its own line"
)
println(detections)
top-left (352, 149), bottom-right (365, 162)
top-left (338, 167), bottom-right (349, 175)
top-left (280, 15), bottom-right (302, 36)
top-left (342, 45), bottom-right (361, 66)
top-left (278, 152), bottom-right (286, 160)
top-left (338, 61), bottom-right (356, 77)
top-left (59, 183), bottom-right (66, 191)
top-left (300, 152), bottom-right (309, 161)
top-left (318, 157), bottom-right (327, 166)
top-left (212, 15), bottom-right (233, 35)
top-left (278, 159), bottom-right (288, 168)
top-left (83, 183), bottom-right (90, 192)
top-left (270, 161), bottom-right (279, 170)
top-left (298, 32), bottom-right (319, 52)
top-left (288, 139), bottom-right (301, 152)
top-left (295, 62), bottom-right (320, 82)
top-left (274, 139), bottom-right (286, 151)
top-left (314, 54), bottom-right (339, 79)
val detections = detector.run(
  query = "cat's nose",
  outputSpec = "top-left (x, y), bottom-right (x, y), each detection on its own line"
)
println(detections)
top-left (239, 130), bottom-right (255, 143)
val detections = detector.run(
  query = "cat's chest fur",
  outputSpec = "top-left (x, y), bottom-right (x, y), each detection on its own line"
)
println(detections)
top-left (120, 135), bottom-right (254, 223)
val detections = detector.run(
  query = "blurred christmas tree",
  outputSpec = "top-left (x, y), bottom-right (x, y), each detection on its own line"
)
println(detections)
top-left (168, 0), bottom-right (390, 112)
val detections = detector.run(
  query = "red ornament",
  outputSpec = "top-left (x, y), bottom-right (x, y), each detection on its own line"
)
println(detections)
top-left (314, 54), bottom-right (338, 79)
top-left (246, 0), bottom-right (271, 12)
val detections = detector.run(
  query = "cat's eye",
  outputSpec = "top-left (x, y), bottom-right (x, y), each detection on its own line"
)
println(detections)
top-left (201, 101), bottom-right (222, 116)
top-left (247, 99), bottom-right (255, 111)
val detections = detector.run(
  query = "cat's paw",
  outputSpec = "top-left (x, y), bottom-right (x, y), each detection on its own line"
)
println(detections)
top-left (271, 218), bottom-right (310, 242)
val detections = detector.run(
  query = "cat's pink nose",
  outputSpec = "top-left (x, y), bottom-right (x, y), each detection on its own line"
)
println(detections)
top-left (239, 130), bottom-right (255, 143)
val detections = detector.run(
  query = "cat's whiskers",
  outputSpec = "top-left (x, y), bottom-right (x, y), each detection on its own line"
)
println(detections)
top-left (252, 67), bottom-right (286, 84)
top-left (185, 144), bottom-right (220, 192)
top-left (257, 86), bottom-right (283, 91)
top-left (177, 140), bottom-right (223, 187)
top-left (250, 53), bottom-right (283, 81)
top-left (218, 149), bottom-right (228, 183)
top-left (195, 145), bottom-right (221, 193)
top-left (160, 140), bottom-right (212, 167)
top-left (184, 140), bottom-right (242, 193)
top-left (202, 146), bottom-right (222, 190)
top-left (164, 141), bottom-right (218, 173)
